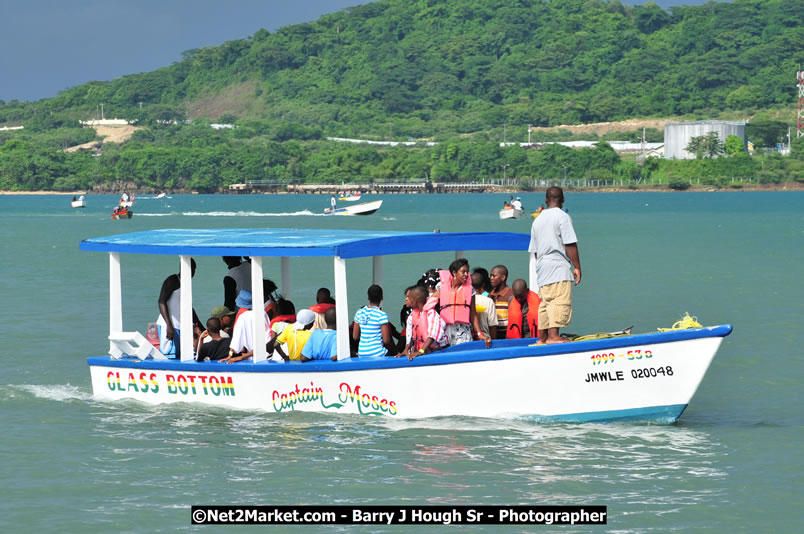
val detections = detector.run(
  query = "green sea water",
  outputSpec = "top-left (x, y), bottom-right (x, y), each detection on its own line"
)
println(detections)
top-left (0, 191), bottom-right (801, 532)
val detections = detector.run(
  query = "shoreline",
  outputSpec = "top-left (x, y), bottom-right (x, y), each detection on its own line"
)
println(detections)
top-left (1, 181), bottom-right (802, 196)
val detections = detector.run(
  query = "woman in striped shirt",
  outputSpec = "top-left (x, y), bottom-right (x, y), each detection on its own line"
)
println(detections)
top-left (353, 284), bottom-right (395, 357)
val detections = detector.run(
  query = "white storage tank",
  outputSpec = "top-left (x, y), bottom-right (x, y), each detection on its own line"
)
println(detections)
top-left (664, 120), bottom-right (746, 159)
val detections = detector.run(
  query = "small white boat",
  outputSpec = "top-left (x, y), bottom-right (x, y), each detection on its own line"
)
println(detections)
top-left (499, 208), bottom-right (524, 220)
top-left (338, 194), bottom-right (361, 201)
top-left (80, 227), bottom-right (731, 423)
top-left (71, 198), bottom-right (86, 208)
top-left (155, 192), bottom-right (167, 199)
top-left (324, 199), bottom-right (382, 216)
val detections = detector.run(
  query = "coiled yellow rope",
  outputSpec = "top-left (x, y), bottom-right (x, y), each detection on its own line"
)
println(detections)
top-left (657, 312), bottom-right (702, 332)
top-left (527, 313), bottom-right (703, 345)
top-left (570, 329), bottom-right (631, 342)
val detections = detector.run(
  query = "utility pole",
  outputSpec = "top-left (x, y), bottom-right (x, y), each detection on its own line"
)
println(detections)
top-left (101, 103), bottom-right (104, 120)
top-left (502, 163), bottom-right (510, 181)
top-left (528, 124), bottom-right (531, 144)
top-left (503, 123), bottom-right (507, 144)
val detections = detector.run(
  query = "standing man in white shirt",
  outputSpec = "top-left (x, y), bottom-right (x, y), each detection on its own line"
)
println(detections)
top-left (528, 187), bottom-right (581, 344)
top-left (222, 256), bottom-right (252, 312)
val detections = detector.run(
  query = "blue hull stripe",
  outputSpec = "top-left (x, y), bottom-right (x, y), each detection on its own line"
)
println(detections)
top-left (87, 325), bottom-right (731, 373)
top-left (521, 404), bottom-right (688, 424)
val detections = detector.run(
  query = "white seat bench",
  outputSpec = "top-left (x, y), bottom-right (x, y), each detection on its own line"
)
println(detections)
top-left (109, 331), bottom-right (168, 360)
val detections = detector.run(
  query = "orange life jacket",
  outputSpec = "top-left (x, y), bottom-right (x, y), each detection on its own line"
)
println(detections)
top-left (506, 291), bottom-right (540, 339)
top-left (438, 270), bottom-right (472, 325)
top-left (409, 308), bottom-right (431, 351)
top-left (269, 314), bottom-right (296, 330)
top-left (309, 303), bottom-right (335, 314)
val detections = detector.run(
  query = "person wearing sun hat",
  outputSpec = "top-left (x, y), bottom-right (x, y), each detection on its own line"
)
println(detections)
top-left (267, 308), bottom-right (315, 361)
top-left (224, 290), bottom-right (270, 363)
top-left (231, 290), bottom-right (253, 329)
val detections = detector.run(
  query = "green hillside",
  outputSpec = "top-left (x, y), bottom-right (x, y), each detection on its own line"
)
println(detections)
top-left (1, 0), bottom-right (802, 191)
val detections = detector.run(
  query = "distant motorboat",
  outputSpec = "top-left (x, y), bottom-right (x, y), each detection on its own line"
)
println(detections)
top-left (324, 200), bottom-right (382, 216)
top-left (119, 194), bottom-right (135, 208)
top-left (338, 193), bottom-right (361, 201)
top-left (155, 192), bottom-right (167, 199)
top-left (71, 197), bottom-right (86, 208)
top-left (111, 207), bottom-right (133, 220)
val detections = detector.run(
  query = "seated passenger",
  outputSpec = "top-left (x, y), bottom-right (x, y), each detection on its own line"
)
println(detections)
top-left (300, 308), bottom-right (338, 361)
top-left (196, 318), bottom-right (231, 361)
top-left (268, 298), bottom-right (296, 360)
top-left (224, 290), bottom-right (269, 363)
top-left (489, 264), bottom-right (514, 339)
top-left (396, 288), bottom-right (415, 354)
top-left (310, 287), bottom-right (336, 331)
top-left (262, 278), bottom-right (279, 317)
top-left (472, 267), bottom-right (492, 296)
top-left (353, 284), bottom-right (395, 357)
top-left (208, 306), bottom-right (234, 338)
top-left (507, 279), bottom-right (540, 339)
top-left (268, 309), bottom-right (315, 361)
top-left (399, 286), bottom-right (447, 360)
top-left (472, 271), bottom-right (498, 340)
top-left (195, 307), bottom-right (232, 355)
top-left (438, 258), bottom-right (490, 348)
top-left (419, 268), bottom-right (441, 313)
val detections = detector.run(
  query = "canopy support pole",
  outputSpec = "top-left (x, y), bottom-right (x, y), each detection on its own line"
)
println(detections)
top-left (109, 252), bottom-right (122, 354)
top-left (528, 252), bottom-right (538, 293)
top-left (281, 257), bottom-right (290, 299)
top-left (372, 256), bottom-right (382, 287)
top-left (334, 256), bottom-right (350, 361)
top-left (179, 255), bottom-right (194, 362)
top-left (251, 257), bottom-right (267, 362)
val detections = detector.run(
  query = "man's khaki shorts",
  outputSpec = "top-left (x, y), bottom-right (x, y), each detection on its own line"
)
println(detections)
top-left (538, 280), bottom-right (573, 329)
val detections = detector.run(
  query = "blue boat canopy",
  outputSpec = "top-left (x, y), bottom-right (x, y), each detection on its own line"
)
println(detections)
top-left (80, 228), bottom-right (530, 258)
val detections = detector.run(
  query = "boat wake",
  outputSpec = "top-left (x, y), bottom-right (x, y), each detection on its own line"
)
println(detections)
top-left (9, 384), bottom-right (93, 402)
top-left (182, 210), bottom-right (325, 217)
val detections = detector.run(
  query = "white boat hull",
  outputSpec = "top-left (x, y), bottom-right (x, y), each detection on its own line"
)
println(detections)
top-left (324, 200), bottom-right (382, 216)
top-left (71, 200), bottom-right (86, 208)
top-left (88, 326), bottom-right (729, 422)
top-left (499, 208), bottom-right (523, 220)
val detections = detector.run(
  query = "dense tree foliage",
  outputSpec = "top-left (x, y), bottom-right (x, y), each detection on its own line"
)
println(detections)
top-left (2, 0), bottom-right (801, 134)
top-left (1, 0), bottom-right (802, 191)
